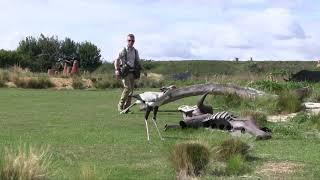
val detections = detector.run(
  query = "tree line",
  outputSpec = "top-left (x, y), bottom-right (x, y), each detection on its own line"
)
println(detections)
top-left (0, 34), bottom-right (102, 72)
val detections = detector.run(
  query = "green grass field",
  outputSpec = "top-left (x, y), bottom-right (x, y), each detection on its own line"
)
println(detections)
top-left (0, 88), bottom-right (320, 179)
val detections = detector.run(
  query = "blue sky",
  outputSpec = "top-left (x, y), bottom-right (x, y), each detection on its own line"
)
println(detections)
top-left (0, 0), bottom-right (319, 61)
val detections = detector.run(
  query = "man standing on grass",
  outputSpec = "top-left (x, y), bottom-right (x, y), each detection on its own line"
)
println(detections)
top-left (114, 34), bottom-right (141, 112)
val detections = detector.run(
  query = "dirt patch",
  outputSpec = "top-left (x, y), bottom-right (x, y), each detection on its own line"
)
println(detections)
top-left (267, 113), bottom-right (297, 123)
top-left (256, 161), bottom-right (302, 178)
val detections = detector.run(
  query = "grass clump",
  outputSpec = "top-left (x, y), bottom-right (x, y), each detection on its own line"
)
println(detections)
top-left (13, 76), bottom-right (54, 89)
top-left (0, 70), bottom-right (10, 82)
top-left (277, 90), bottom-right (302, 113)
top-left (171, 141), bottom-right (210, 177)
top-left (0, 79), bottom-right (6, 87)
top-left (225, 154), bottom-right (251, 176)
top-left (72, 77), bottom-right (85, 89)
top-left (249, 80), bottom-right (285, 93)
top-left (0, 70), bottom-right (10, 87)
top-left (92, 76), bottom-right (122, 89)
top-left (28, 76), bottom-right (54, 89)
top-left (309, 114), bottom-right (320, 130)
top-left (215, 138), bottom-right (250, 162)
top-left (310, 90), bottom-right (320, 102)
top-left (0, 145), bottom-right (53, 180)
top-left (291, 113), bottom-right (320, 131)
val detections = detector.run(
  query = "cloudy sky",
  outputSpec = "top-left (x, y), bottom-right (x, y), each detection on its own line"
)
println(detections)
top-left (0, 0), bottom-right (319, 61)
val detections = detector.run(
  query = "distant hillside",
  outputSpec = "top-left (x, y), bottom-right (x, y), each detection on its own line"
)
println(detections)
top-left (95, 60), bottom-right (317, 76)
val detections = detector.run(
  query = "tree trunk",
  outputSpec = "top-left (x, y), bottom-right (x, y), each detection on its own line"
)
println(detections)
top-left (162, 83), bottom-right (276, 105)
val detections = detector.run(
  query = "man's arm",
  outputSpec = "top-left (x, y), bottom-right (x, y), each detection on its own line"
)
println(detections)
top-left (114, 50), bottom-right (124, 78)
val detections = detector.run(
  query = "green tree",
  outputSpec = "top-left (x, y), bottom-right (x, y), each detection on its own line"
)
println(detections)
top-left (78, 41), bottom-right (102, 72)
top-left (17, 34), bottom-right (60, 71)
top-left (0, 49), bottom-right (22, 68)
top-left (36, 34), bottom-right (60, 71)
top-left (60, 37), bottom-right (79, 58)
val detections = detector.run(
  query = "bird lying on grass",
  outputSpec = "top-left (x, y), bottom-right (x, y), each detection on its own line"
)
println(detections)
top-left (120, 85), bottom-right (177, 141)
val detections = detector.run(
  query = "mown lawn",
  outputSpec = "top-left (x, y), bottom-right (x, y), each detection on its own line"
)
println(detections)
top-left (0, 88), bottom-right (319, 179)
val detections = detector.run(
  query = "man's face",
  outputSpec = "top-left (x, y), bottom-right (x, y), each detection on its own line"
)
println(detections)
top-left (127, 36), bottom-right (135, 47)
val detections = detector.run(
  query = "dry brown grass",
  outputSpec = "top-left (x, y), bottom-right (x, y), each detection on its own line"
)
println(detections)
top-left (171, 141), bottom-right (210, 177)
top-left (256, 161), bottom-right (302, 178)
top-left (0, 145), bottom-right (53, 180)
top-left (215, 138), bottom-right (251, 162)
top-left (79, 165), bottom-right (96, 180)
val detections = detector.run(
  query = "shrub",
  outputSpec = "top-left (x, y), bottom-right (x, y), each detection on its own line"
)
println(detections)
top-left (0, 70), bottom-right (10, 82)
top-left (93, 77), bottom-right (122, 89)
top-left (0, 79), bottom-right (6, 88)
top-left (28, 76), bottom-right (54, 89)
top-left (277, 90), bottom-right (302, 113)
top-left (72, 77), bottom-right (85, 89)
top-left (171, 141), bottom-right (210, 177)
top-left (225, 154), bottom-right (251, 176)
top-left (13, 76), bottom-right (54, 89)
top-left (0, 145), bottom-right (53, 180)
top-left (215, 138), bottom-right (250, 161)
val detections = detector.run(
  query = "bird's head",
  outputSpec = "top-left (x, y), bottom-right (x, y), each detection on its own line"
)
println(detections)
top-left (160, 85), bottom-right (177, 92)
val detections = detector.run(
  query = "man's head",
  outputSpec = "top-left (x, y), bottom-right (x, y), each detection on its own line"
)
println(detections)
top-left (127, 34), bottom-right (135, 48)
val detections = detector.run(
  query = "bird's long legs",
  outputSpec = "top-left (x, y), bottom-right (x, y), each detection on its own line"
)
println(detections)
top-left (144, 106), bottom-right (152, 141)
top-left (152, 106), bottom-right (164, 140)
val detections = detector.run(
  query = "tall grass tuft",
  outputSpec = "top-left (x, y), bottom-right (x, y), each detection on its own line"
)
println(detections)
top-left (0, 79), bottom-right (6, 87)
top-left (309, 114), bottom-right (320, 130)
top-left (0, 70), bottom-right (10, 87)
top-left (72, 77), bottom-right (85, 89)
top-left (0, 145), bottom-right (53, 180)
top-left (225, 154), bottom-right (251, 176)
top-left (0, 70), bottom-right (10, 82)
top-left (171, 141), bottom-right (210, 177)
top-left (215, 138), bottom-right (250, 161)
top-left (12, 76), bottom-right (54, 89)
top-left (277, 90), bottom-right (302, 113)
